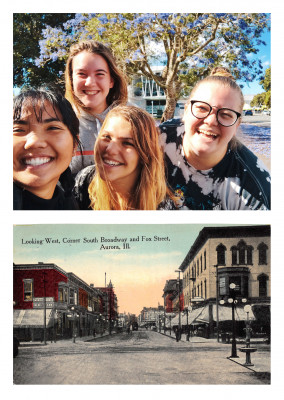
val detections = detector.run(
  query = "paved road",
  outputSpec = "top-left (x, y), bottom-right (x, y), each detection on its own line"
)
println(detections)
top-left (13, 331), bottom-right (270, 385)
top-left (241, 114), bottom-right (270, 126)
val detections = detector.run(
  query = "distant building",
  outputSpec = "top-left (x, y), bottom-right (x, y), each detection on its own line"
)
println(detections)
top-left (138, 306), bottom-right (164, 328)
top-left (163, 279), bottom-right (183, 312)
top-left (128, 66), bottom-right (186, 118)
top-left (128, 67), bottom-right (255, 117)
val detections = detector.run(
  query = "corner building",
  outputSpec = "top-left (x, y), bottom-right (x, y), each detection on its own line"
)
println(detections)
top-left (179, 225), bottom-right (270, 338)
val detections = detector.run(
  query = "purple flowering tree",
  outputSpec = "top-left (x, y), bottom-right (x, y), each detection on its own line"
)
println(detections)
top-left (36, 13), bottom-right (269, 122)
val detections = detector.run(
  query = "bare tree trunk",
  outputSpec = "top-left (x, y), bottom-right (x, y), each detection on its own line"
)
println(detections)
top-left (160, 84), bottom-right (178, 123)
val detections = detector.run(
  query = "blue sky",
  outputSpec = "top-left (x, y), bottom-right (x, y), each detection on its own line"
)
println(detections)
top-left (238, 29), bottom-right (271, 95)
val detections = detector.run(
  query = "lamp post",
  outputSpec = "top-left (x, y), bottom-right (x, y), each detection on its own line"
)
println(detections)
top-left (214, 264), bottom-right (220, 342)
top-left (227, 283), bottom-right (239, 358)
top-left (71, 306), bottom-right (77, 343)
top-left (184, 305), bottom-right (192, 341)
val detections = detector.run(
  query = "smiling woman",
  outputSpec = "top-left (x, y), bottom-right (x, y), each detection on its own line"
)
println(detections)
top-left (160, 67), bottom-right (271, 210)
top-left (65, 40), bottom-right (128, 175)
top-left (13, 88), bottom-right (80, 210)
top-left (73, 105), bottom-right (176, 210)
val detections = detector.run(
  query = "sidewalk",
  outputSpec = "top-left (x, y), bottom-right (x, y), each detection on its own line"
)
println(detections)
top-left (159, 331), bottom-right (270, 375)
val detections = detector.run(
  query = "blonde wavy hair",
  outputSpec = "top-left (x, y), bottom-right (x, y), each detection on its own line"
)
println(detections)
top-left (88, 105), bottom-right (172, 210)
top-left (65, 40), bottom-right (128, 115)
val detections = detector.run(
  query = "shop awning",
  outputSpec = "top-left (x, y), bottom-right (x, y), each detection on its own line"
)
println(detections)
top-left (195, 304), bottom-right (256, 324)
top-left (167, 304), bottom-right (256, 326)
top-left (169, 307), bottom-right (206, 326)
top-left (13, 309), bottom-right (54, 328)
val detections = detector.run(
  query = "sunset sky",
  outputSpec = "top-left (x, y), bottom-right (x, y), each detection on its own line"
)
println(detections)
top-left (14, 223), bottom-right (219, 315)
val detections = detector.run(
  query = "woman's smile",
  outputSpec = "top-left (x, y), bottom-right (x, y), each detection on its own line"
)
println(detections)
top-left (96, 115), bottom-right (141, 193)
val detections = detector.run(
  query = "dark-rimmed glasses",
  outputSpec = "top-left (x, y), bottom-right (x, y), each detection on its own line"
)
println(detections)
top-left (190, 100), bottom-right (241, 127)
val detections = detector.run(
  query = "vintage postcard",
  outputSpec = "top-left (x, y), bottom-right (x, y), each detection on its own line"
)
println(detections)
top-left (13, 223), bottom-right (270, 385)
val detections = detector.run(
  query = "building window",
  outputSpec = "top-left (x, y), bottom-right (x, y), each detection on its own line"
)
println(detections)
top-left (247, 246), bottom-right (253, 265)
top-left (216, 243), bottom-right (226, 265)
top-left (201, 281), bottom-right (203, 298)
top-left (204, 279), bottom-right (207, 299)
top-left (231, 241), bottom-right (254, 265)
top-left (200, 256), bottom-right (203, 273)
top-left (204, 251), bottom-right (206, 270)
top-left (197, 260), bottom-right (199, 276)
top-left (258, 243), bottom-right (268, 265)
top-left (258, 274), bottom-right (268, 297)
top-left (231, 246), bottom-right (238, 265)
top-left (58, 286), bottom-right (68, 302)
top-left (69, 288), bottom-right (78, 305)
top-left (23, 279), bottom-right (33, 301)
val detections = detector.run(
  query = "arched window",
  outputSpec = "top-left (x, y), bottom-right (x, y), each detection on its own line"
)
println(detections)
top-left (216, 243), bottom-right (226, 265)
top-left (231, 241), bottom-right (254, 265)
top-left (258, 243), bottom-right (268, 265)
top-left (247, 246), bottom-right (253, 265)
top-left (239, 240), bottom-right (246, 264)
top-left (258, 274), bottom-right (269, 297)
top-left (231, 246), bottom-right (238, 265)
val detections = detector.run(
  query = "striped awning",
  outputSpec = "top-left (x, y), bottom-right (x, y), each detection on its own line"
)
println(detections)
top-left (13, 309), bottom-right (54, 328)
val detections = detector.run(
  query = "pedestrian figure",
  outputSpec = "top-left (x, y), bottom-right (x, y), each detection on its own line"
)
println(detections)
top-left (176, 326), bottom-right (181, 342)
top-left (127, 326), bottom-right (130, 335)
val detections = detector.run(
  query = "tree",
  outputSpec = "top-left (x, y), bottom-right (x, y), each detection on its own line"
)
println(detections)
top-left (25, 13), bottom-right (270, 121)
top-left (251, 93), bottom-right (266, 108)
top-left (251, 66), bottom-right (271, 109)
top-left (13, 13), bottom-right (75, 89)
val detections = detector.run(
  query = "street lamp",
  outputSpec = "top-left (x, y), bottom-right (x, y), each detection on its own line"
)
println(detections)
top-left (71, 306), bottom-right (78, 343)
top-left (214, 264), bottom-right (220, 342)
top-left (183, 305), bottom-right (192, 341)
top-left (223, 283), bottom-right (239, 358)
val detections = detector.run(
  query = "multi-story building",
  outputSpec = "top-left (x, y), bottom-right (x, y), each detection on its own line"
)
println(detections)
top-left (163, 279), bottom-right (184, 313)
top-left (138, 306), bottom-right (164, 328)
top-left (178, 225), bottom-right (270, 338)
top-left (13, 262), bottom-right (117, 341)
top-left (96, 280), bottom-right (118, 333)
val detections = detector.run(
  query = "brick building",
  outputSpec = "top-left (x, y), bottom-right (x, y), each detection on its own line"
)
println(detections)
top-left (13, 262), bottom-right (118, 341)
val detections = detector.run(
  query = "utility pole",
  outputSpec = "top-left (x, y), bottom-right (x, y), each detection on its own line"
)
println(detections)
top-left (42, 271), bottom-right (47, 345)
top-left (175, 270), bottom-right (181, 331)
top-left (214, 265), bottom-right (220, 342)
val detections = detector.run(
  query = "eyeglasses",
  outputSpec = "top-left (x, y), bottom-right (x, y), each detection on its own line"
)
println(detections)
top-left (190, 100), bottom-right (241, 127)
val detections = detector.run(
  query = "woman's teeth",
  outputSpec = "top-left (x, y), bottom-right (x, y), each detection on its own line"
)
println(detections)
top-left (23, 157), bottom-right (51, 166)
top-left (198, 129), bottom-right (218, 138)
top-left (104, 159), bottom-right (122, 166)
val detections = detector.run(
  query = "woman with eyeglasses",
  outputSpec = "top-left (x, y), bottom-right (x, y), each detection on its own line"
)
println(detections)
top-left (160, 67), bottom-right (271, 210)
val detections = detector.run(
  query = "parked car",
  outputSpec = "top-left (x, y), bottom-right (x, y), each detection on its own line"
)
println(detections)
top-left (263, 110), bottom-right (271, 115)
top-left (244, 110), bottom-right (253, 116)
